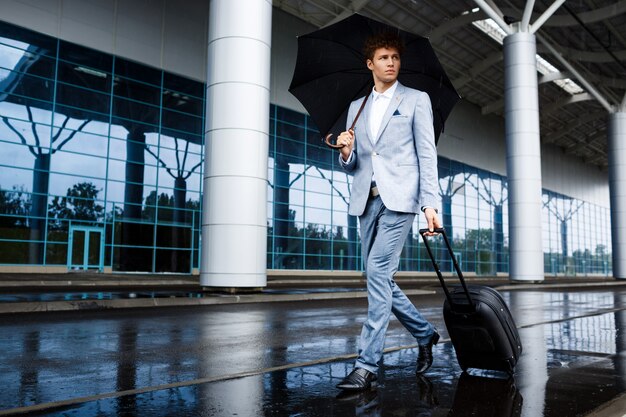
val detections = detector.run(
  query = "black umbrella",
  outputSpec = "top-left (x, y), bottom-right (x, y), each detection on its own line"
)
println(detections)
top-left (289, 13), bottom-right (460, 148)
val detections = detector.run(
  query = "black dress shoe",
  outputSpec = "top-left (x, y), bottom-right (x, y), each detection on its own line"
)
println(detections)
top-left (336, 368), bottom-right (378, 391)
top-left (416, 331), bottom-right (440, 375)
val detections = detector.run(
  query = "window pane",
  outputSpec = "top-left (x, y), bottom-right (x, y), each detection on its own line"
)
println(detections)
top-left (114, 76), bottom-right (161, 105)
top-left (1, 69), bottom-right (55, 102)
top-left (112, 96), bottom-right (159, 125)
top-left (161, 109), bottom-right (202, 136)
top-left (115, 57), bottom-right (161, 87)
top-left (56, 83), bottom-right (111, 115)
top-left (0, 21), bottom-right (57, 59)
top-left (163, 72), bottom-right (203, 98)
top-left (57, 59), bottom-right (111, 92)
top-left (162, 91), bottom-right (203, 116)
top-left (59, 40), bottom-right (112, 74)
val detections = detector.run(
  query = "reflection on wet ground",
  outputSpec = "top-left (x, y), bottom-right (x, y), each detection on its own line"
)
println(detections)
top-left (1, 288), bottom-right (625, 416)
top-left (0, 287), bottom-right (361, 303)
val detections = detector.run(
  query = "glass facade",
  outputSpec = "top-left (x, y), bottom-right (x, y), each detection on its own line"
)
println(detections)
top-left (267, 106), bottom-right (612, 277)
top-left (0, 21), bottom-right (612, 276)
top-left (0, 22), bottom-right (203, 273)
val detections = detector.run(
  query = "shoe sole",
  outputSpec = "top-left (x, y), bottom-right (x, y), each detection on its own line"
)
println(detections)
top-left (336, 380), bottom-right (378, 391)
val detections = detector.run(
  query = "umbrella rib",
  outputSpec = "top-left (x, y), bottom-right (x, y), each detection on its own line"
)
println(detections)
top-left (290, 67), bottom-right (369, 86)
top-left (302, 36), bottom-right (364, 60)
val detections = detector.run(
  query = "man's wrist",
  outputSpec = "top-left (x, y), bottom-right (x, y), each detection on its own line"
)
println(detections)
top-left (340, 150), bottom-right (354, 163)
top-left (421, 206), bottom-right (438, 214)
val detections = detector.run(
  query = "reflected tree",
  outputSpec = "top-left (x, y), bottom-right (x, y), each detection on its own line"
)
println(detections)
top-left (271, 155), bottom-right (293, 268)
top-left (123, 126), bottom-right (146, 223)
top-left (144, 137), bottom-right (202, 226)
top-left (270, 163), bottom-right (310, 268)
top-left (468, 173), bottom-right (507, 274)
top-left (0, 185), bottom-right (29, 228)
top-left (464, 228), bottom-right (496, 274)
top-left (0, 185), bottom-right (31, 263)
top-left (146, 136), bottom-right (202, 270)
top-left (48, 181), bottom-right (104, 226)
top-left (18, 330), bottom-right (41, 406)
top-left (309, 166), bottom-right (357, 270)
top-left (544, 193), bottom-right (584, 274)
top-left (120, 125), bottom-right (148, 271)
top-left (2, 107), bottom-right (90, 263)
top-left (141, 190), bottom-right (198, 273)
top-left (269, 163), bottom-right (356, 270)
top-left (116, 322), bottom-right (138, 416)
top-left (438, 170), bottom-right (470, 271)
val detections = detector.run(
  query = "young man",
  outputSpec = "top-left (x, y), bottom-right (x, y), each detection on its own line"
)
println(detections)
top-left (335, 32), bottom-right (442, 391)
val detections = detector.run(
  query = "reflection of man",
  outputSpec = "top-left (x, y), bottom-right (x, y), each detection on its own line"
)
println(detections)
top-left (335, 32), bottom-right (442, 391)
top-left (336, 390), bottom-right (380, 416)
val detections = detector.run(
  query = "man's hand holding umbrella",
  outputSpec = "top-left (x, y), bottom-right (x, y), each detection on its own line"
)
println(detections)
top-left (336, 129), bottom-right (354, 162)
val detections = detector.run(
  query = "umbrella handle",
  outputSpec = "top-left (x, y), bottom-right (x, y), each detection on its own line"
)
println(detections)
top-left (324, 133), bottom-right (345, 149)
top-left (322, 93), bottom-right (370, 150)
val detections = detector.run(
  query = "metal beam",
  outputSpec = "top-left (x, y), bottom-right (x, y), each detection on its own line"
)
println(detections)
top-left (536, 44), bottom-right (626, 63)
top-left (544, 0), bottom-right (626, 27)
top-left (521, 0), bottom-right (536, 32)
top-left (473, 0), bottom-right (514, 35)
top-left (484, 0), bottom-right (505, 19)
top-left (538, 71), bottom-right (571, 84)
top-left (542, 93), bottom-right (594, 115)
top-left (543, 110), bottom-right (606, 144)
top-left (452, 51), bottom-right (503, 89)
top-left (537, 34), bottom-right (615, 112)
top-left (429, 8), bottom-right (486, 41)
top-left (324, 0), bottom-right (370, 26)
top-left (530, 0), bottom-right (566, 33)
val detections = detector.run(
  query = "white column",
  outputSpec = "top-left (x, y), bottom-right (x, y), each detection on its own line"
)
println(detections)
top-left (201, 0), bottom-right (272, 287)
top-left (504, 29), bottom-right (545, 282)
top-left (609, 112), bottom-right (626, 280)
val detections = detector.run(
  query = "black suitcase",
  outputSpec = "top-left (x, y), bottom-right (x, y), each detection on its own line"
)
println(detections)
top-left (419, 228), bottom-right (522, 374)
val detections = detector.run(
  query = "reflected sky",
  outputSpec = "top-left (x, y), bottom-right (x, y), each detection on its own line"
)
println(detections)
top-left (0, 100), bottom-right (203, 204)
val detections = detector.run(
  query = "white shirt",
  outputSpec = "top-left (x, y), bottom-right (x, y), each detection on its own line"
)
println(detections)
top-left (369, 81), bottom-right (398, 142)
top-left (341, 81), bottom-right (398, 167)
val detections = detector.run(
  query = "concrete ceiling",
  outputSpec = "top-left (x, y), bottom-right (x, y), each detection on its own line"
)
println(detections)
top-left (273, 0), bottom-right (626, 170)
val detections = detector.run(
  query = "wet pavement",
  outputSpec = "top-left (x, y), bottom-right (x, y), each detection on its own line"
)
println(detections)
top-left (0, 287), bottom-right (625, 416)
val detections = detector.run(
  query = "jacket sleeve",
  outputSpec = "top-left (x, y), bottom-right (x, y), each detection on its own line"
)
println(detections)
top-left (413, 92), bottom-right (440, 210)
top-left (338, 100), bottom-right (359, 173)
top-left (339, 150), bottom-right (356, 172)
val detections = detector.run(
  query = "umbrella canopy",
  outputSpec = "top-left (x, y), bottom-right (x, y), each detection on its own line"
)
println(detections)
top-left (289, 13), bottom-right (460, 146)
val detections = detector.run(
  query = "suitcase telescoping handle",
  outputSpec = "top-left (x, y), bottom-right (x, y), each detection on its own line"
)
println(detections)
top-left (418, 227), bottom-right (474, 309)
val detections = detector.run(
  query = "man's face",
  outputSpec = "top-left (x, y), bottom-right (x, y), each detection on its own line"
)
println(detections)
top-left (367, 47), bottom-right (401, 86)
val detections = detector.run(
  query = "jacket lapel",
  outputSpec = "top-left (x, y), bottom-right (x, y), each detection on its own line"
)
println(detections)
top-left (375, 83), bottom-right (405, 143)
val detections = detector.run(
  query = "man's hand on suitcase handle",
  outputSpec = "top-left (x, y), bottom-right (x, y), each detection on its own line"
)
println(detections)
top-left (419, 227), bottom-right (445, 236)
top-left (422, 207), bottom-right (442, 236)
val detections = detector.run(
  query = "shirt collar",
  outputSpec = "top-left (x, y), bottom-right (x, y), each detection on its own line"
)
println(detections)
top-left (372, 81), bottom-right (398, 100)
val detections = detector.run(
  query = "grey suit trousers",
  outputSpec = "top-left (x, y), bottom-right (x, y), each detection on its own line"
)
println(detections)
top-left (355, 195), bottom-right (436, 373)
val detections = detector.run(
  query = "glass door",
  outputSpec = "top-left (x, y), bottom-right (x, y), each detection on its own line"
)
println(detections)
top-left (68, 226), bottom-right (104, 271)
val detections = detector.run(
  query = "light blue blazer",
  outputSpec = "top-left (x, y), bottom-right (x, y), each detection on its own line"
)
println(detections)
top-left (339, 82), bottom-right (440, 217)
